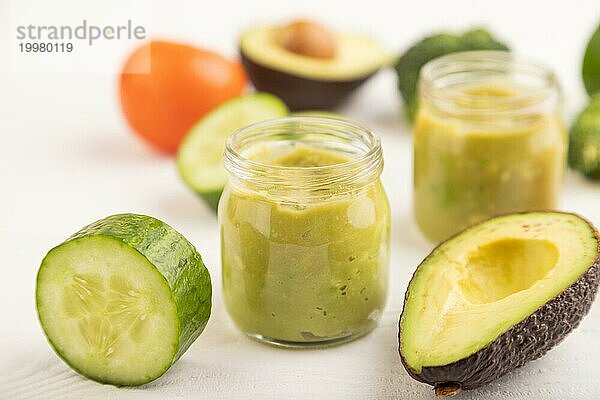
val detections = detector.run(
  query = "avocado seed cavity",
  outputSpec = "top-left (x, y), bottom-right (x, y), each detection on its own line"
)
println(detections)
top-left (279, 20), bottom-right (337, 59)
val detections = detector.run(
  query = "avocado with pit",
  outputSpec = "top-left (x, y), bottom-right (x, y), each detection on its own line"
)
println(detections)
top-left (240, 20), bottom-right (392, 110)
top-left (399, 212), bottom-right (600, 397)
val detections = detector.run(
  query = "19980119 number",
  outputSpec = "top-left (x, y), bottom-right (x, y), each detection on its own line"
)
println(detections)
top-left (19, 42), bottom-right (73, 52)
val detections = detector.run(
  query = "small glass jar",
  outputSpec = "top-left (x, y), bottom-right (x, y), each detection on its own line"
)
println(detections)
top-left (219, 117), bottom-right (390, 348)
top-left (414, 51), bottom-right (566, 242)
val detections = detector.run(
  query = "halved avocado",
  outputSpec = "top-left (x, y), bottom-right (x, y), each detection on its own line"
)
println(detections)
top-left (399, 212), bottom-right (600, 396)
top-left (240, 22), bottom-right (392, 110)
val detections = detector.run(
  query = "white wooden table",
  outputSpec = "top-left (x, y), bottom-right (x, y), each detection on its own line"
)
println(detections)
top-left (1, 1), bottom-right (599, 398)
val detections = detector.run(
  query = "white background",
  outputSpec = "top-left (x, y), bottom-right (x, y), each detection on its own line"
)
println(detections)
top-left (5, 0), bottom-right (152, 74)
top-left (1, 1), bottom-right (599, 399)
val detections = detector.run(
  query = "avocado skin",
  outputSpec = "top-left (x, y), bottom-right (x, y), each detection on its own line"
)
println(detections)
top-left (240, 51), bottom-right (374, 110)
top-left (583, 25), bottom-right (600, 96)
top-left (398, 222), bottom-right (600, 392)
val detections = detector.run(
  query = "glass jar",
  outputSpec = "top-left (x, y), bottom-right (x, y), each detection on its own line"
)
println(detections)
top-left (414, 51), bottom-right (566, 242)
top-left (219, 117), bottom-right (390, 348)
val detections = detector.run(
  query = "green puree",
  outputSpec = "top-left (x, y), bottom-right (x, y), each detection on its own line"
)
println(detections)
top-left (414, 83), bottom-right (567, 242)
top-left (221, 145), bottom-right (389, 343)
top-left (265, 147), bottom-right (350, 167)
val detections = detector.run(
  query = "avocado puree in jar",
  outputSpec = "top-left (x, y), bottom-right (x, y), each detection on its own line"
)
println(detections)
top-left (414, 83), bottom-right (566, 242)
top-left (220, 145), bottom-right (389, 343)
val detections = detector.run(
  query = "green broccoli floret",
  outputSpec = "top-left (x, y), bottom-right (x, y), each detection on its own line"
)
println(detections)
top-left (569, 94), bottom-right (600, 179)
top-left (394, 28), bottom-right (509, 122)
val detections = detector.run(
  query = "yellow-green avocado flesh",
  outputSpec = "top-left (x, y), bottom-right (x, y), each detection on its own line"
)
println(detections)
top-left (399, 212), bottom-right (600, 392)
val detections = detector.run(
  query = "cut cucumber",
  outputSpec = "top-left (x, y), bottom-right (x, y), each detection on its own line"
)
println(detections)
top-left (36, 214), bottom-right (212, 386)
top-left (176, 92), bottom-right (288, 211)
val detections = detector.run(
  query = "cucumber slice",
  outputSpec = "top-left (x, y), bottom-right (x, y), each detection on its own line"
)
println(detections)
top-left (176, 93), bottom-right (288, 211)
top-left (36, 214), bottom-right (212, 386)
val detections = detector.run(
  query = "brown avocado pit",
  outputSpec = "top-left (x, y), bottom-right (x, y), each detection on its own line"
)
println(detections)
top-left (239, 21), bottom-right (391, 110)
top-left (279, 20), bottom-right (337, 60)
top-left (398, 212), bottom-right (600, 395)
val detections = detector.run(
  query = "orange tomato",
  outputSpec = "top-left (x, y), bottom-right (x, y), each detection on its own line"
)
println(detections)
top-left (120, 40), bottom-right (247, 154)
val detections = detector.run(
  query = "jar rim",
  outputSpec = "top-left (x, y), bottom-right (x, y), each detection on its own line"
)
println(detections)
top-left (223, 116), bottom-right (384, 200)
top-left (419, 50), bottom-right (560, 117)
top-left (225, 116), bottom-right (381, 172)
